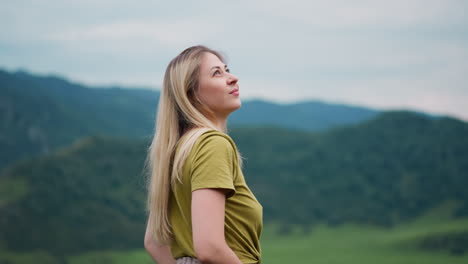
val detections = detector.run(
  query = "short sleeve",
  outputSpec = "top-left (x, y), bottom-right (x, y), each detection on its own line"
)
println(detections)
top-left (190, 134), bottom-right (236, 198)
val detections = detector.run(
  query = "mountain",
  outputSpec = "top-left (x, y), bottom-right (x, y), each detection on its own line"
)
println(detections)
top-left (0, 69), bottom-right (158, 169)
top-left (3, 69), bottom-right (445, 171)
top-left (1, 111), bottom-right (467, 256)
top-left (0, 135), bottom-right (148, 254)
top-left (229, 99), bottom-right (379, 131)
top-left (231, 111), bottom-right (468, 228)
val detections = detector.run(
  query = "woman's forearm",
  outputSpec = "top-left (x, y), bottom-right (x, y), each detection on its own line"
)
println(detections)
top-left (144, 220), bottom-right (176, 264)
top-left (145, 241), bottom-right (176, 264)
top-left (195, 240), bottom-right (242, 264)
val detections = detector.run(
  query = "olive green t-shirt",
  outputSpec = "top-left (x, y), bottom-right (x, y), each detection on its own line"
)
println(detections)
top-left (169, 130), bottom-right (263, 264)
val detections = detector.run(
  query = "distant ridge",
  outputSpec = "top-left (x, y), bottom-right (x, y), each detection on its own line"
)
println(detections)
top-left (230, 98), bottom-right (380, 131)
top-left (0, 68), bottom-right (454, 170)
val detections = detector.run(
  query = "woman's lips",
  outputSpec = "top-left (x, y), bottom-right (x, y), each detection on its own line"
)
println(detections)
top-left (230, 88), bottom-right (239, 96)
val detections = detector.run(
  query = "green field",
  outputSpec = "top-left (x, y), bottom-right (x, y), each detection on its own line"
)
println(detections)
top-left (2, 215), bottom-right (467, 264)
top-left (260, 221), bottom-right (468, 264)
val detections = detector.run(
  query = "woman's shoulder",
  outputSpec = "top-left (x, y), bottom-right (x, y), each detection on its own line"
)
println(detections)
top-left (177, 127), bottom-right (238, 160)
top-left (198, 129), bottom-right (231, 141)
top-left (195, 129), bottom-right (236, 151)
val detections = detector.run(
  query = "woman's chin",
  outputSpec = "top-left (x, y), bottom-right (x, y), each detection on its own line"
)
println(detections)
top-left (232, 100), bottom-right (242, 111)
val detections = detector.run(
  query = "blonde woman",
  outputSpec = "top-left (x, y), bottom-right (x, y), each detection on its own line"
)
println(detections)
top-left (144, 45), bottom-right (263, 264)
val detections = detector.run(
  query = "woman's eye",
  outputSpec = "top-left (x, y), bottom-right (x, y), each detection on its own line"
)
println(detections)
top-left (213, 68), bottom-right (230, 76)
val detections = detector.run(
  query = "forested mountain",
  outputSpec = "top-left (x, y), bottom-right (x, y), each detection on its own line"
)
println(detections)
top-left (231, 111), bottom-right (468, 229)
top-left (1, 111), bottom-right (466, 256)
top-left (1, 69), bottom-right (381, 170)
top-left (0, 69), bottom-right (157, 169)
top-left (0, 136), bottom-right (147, 254)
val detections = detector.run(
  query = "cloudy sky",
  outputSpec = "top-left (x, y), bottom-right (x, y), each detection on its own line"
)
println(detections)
top-left (1, 0), bottom-right (467, 120)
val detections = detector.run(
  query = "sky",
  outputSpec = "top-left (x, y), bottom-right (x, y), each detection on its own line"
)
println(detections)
top-left (1, 0), bottom-right (467, 121)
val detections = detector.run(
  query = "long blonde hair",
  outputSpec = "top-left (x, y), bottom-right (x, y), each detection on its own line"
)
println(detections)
top-left (145, 45), bottom-right (243, 244)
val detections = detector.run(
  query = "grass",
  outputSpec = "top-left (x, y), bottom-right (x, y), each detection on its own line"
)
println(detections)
top-left (0, 250), bottom-right (58, 264)
top-left (68, 249), bottom-right (152, 264)
top-left (1, 212), bottom-right (467, 264)
top-left (261, 221), bottom-right (468, 264)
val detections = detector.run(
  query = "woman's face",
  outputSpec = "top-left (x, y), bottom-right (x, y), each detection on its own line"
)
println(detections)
top-left (196, 52), bottom-right (241, 119)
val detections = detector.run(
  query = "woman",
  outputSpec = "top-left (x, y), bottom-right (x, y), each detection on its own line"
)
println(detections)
top-left (144, 45), bottom-right (263, 264)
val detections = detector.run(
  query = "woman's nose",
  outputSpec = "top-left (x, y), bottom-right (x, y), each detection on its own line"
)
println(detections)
top-left (227, 73), bottom-right (239, 85)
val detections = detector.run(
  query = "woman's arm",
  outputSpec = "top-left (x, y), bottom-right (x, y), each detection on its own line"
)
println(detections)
top-left (192, 188), bottom-right (243, 264)
top-left (144, 220), bottom-right (177, 264)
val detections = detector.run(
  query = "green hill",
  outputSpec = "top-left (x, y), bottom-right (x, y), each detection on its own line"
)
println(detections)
top-left (0, 136), bottom-right (148, 255)
top-left (1, 111), bottom-right (467, 259)
top-left (1, 69), bottom-right (383, 171)
top-left (232, 111), bottom-right (468, 229)
top-left (0, 69), bottom-right (157, 170)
